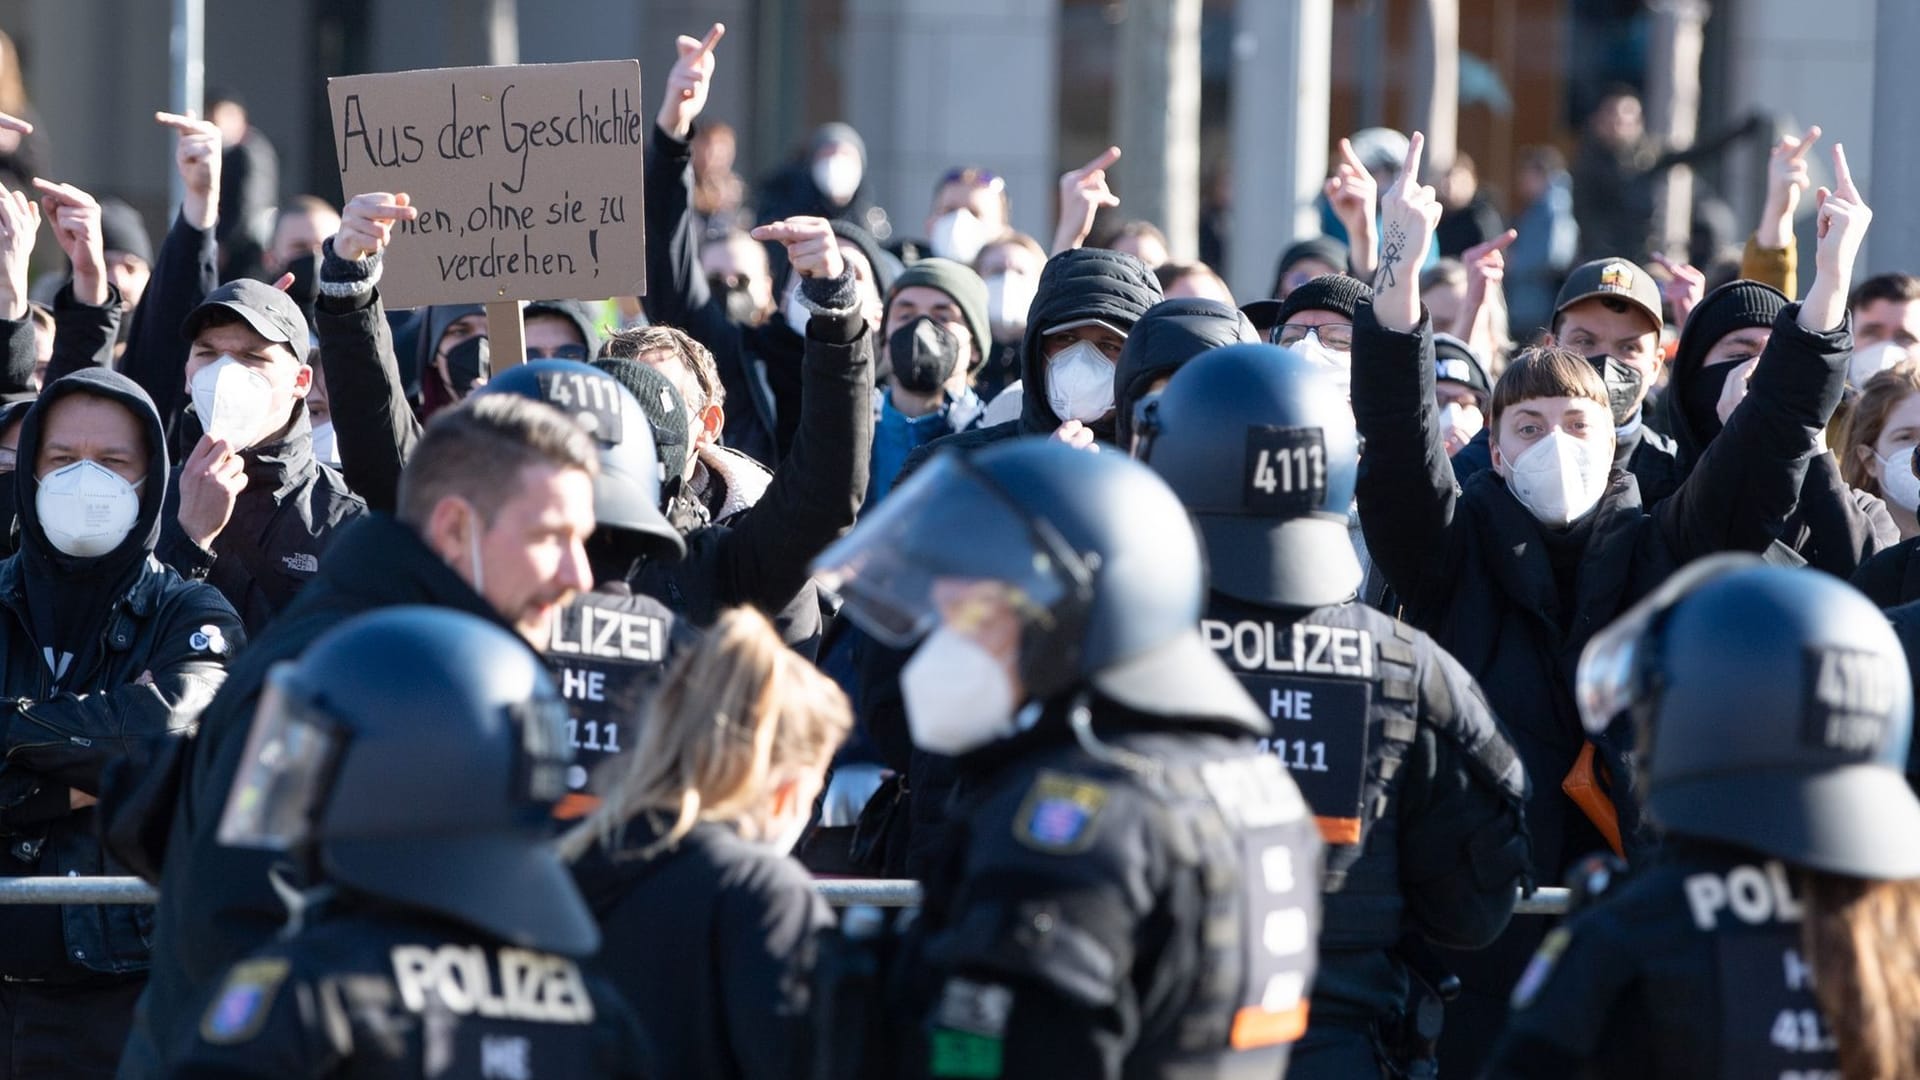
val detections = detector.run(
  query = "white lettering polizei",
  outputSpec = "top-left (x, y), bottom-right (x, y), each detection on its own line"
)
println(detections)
top-left (390, 945), bottom-right (595, 1024)
top-left (1683, 862), bottom-right (1804, 931)
top-left (1200, 620), bottom-right (1374, 678)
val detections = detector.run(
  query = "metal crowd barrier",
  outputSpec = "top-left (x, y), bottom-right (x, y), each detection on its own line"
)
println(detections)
top-left (0, 877), bottom-right (1575, 915)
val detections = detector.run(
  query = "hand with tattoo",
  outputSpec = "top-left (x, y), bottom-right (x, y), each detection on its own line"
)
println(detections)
top-left (1372, 131), bottom-right (1442, 332)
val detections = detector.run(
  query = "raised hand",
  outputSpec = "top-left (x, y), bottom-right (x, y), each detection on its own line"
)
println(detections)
top-left (333, 192), bottom-right (418, 262)
top-left (1801, 142), bottom-right (1871, 332)
top-left (1456, 228), bottom-right (1517, 340)
top-left (1324, 138), bottom-right (1380, 276)
top-left (1758, 124), bottom-right (1819, 250)
top-left (0, 183), bottom-right (40, 319)
top-left (1649, 252), bottom-right (1706, 331)
top-left (656, 23), bottom-right (724, 140)
top-left (1373, 132), bottom-right (1441, 331)
top-left (157, 111), bottom-right (223, 231)
top-left (33, 178), bottom-right (106, 307)
top-left (1052, 146), bottom-right (1122, 254)
top-left (751, 216), bottom-right (844, 281)
top-left (177, 434), bottom-right (249, 549)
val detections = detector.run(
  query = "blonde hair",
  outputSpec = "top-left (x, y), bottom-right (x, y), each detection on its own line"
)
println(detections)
top-left (1801, 872), bottom-right (1920, 1079)
top-left (1838, 360), bottom-right (1920, 494)
top-left (563, 607), bottom-right (851, 859)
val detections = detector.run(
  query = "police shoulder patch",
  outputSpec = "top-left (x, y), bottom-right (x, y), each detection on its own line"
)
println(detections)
top-left (1013, 771), bottom-right (1107, 855)
top-left (201, 957), bottom-right (290, 1045)
top-left (1509, 927), bottom-right (1572, 1010)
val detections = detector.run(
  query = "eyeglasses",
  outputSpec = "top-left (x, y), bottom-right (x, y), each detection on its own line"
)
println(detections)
top-left (1273, 322), bottom-right (1353, 351)
top-left (527, 344), bottom-right (590, 362)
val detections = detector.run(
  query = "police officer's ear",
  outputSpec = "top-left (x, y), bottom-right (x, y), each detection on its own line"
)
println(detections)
top-left (423, 495), bottom-right (489, 575)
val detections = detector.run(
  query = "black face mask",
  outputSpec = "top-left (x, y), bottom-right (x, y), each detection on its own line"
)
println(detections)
top-left (284, 251), bottom-right (321, 315)
top-left (707, 273), bottom-right (762, 326)
top-left (1585, 354), bottom-right (1645, 427)
top-left (444, 335), bottom-right (491, 395)
top-left (888, 316), bottom-right (963, 396)
top-left (1681, 360), bottom-right (1738, 444)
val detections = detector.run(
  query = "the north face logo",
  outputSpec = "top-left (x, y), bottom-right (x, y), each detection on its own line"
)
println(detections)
top-left (282, 553), bottom-right (319, 574)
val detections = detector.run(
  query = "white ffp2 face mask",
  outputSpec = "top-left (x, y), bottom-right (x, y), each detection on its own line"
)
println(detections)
top-left (901, 627), bottom-right (1018, 756)
top-left (984, 272), bottom-right (1036, 332)
top-left (190, 355), bottom-right (278, 448)
top-left (1501, 429), bottom-right (1610, 527)
top-left (1045, 340), bottom-right (1117, 424)
top-left (929, 209), bottom-right (987, 265)
top-left (1850, 340), bottom-right (1912, 390)
top-left (310, 420), bottom-right (340, 466)
top-left (1439, 401), bottom-right (1484, 444)
top-left (1879, 447), bottom-right (1920, 513)
top-left (36, 460), bottom-right (141, 557)
top-left (812, 155), bottom-right (863, 203)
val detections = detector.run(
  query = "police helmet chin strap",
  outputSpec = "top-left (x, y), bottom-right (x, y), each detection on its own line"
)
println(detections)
top-left (1067, 691), bottom-right (1162, 781)
top-left (267, 862), bottom-right (337, 938)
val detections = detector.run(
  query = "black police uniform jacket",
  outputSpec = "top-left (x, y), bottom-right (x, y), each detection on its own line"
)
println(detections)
top-left (0, 369), bottom-right (244, 979)
top-left (896, 697), bottom-right (1323, 1080)
top-left (1349, 299), bottom-right (1848, 1070)
top-left (1202, 593), bottom-right (1529, 1026)
top-left (114, 512), bottom-right (522, 1078)
top-left (163, 905), bottom-right (655, 1079)
top-left (1486, 843), bottom-right (1837, 1079)
top-left (571, 817), bottom-right (832, 1080)
top-left (155, 401), bottom-right (368, 636)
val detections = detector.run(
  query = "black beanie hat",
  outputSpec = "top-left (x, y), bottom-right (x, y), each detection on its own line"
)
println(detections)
top-left (886, 257), bottom-right (991, 371)
top-left (1278, 273), bottom-right (1374, 325)
top-left (1677, 280), bottom-right (1788, 361)
top-left (1270, 236), bottom-right (1350, 295)
top-left (97, 199), bottom-right (154, 266)
top-left (593, 358), bottom-right (690, 487)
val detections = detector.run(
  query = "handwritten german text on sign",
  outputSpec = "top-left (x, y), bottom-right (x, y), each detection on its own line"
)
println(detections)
top-left (327, 60), bottom-right (646, 308)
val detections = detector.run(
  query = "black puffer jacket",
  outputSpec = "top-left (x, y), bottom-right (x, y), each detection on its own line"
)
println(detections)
top-left (0, 369), bottom-right (243, 979)
top-left (155, 401), bottom-right (367, 635)
top-left (1852, 533), bottom-right (1920, 608)
top-left (1665, 286), bottom-right (1896, 576)
top-left (896, 247), bottom-right (1163, 475)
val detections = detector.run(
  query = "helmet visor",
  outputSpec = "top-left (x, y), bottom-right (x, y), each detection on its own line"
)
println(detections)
top-left (1576, 553), bottom-right (1762, 735)
top-left (811, 453), bottom-right (1087, 649)
top-left (217, 665), bottom-right (346, 850)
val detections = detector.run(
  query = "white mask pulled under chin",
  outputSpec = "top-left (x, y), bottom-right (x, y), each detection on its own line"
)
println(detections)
top-left (901, 627), bottom-right (1018, 755)
top-left (1501, 430), bottom-right (1609, 527)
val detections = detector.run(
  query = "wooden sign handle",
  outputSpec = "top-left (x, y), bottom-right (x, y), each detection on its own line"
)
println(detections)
top-left (488, 300), bottom-right (527, 372)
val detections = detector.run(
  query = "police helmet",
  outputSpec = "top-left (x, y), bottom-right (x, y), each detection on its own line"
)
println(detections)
top-left (218, 607), bottom-right (598, 955)
top-left (1135, 343), bottom-right (1361, 608)
top-left (1578, 556), bottom-right (1920, 879)
top-left (813, 438), bottom-right (1263, 730)
top-left (477, 359), bottom-right (685, 561)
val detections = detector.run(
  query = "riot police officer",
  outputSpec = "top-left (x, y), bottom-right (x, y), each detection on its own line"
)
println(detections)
top-left (165, 606), bottom-right (655, 1077)
top-left (1134, 343), bottom-right (1530, 1078)
top-left (1488, 558), bottom-right (1920, 1077)
top-left (476, 360), bottom-right (693, 817)
top-left (813, 439), bottom-right (1323, 1079)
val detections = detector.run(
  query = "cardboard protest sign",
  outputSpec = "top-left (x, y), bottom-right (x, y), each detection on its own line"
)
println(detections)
top-left (327, 60), bottom-right (645, 309)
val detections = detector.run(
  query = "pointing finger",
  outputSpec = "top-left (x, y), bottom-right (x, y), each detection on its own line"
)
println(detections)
top-left (1338, 137), bottom-right (1366, 174)
top-left (0, 112), bottom-right (30, 136)
top-left (271, 272), bottom-right (296, 292)
top-left (1402, 131), bottom-right (1426, 184)
top-left (1785, 124), bottom-right (1822, 164)
top-left (1082, 146), bottom-right (1122, 174)
top-left (695, 23), bottom-right (726, 57)
top-left (153, 111), bottom-right (213, 134)
top-left (1832, 143), bottom-right (1857, 199)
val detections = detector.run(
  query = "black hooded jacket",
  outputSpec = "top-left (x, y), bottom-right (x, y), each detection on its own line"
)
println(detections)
top-left (154, 400), bottom-right (367, 636)
top-left (0, 369), bottom-right (242, 979)
top-left (895, 247), bottom-right (1163, 477)
top-left (1111, 297), bottom-right (1255, 450)
top-left (1664, 300), bottom-right (1896, 576)
top-left (115, 512), bottom-right (517, 1078)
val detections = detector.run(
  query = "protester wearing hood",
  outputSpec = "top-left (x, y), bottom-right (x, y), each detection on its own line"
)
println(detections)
top-left (525, 297), bottom-right (603, 361)
top-left (1111, 296), bottom-right (1256, 453)
top-left (117, 393), bottom-right (601, 1077)
top-left (0, 368), bottom-right (242, 1078)
top-left (148, 281), bottom-right (364, 634)
top-left (758, 122), bottom-right (877, 232)
top-left (1351, 131), bottom-right (1866, 1076)
top-left (894, 246), bottom-right (1163, 476)
top-left (647, 33), bottom-right (885, 467)
top-left (1451, 258), bottom-right (1685, 506)
top-left (1271, 235), bottom-right (1349, 299)
top-left (868, 256), bottom-right (991, 507)
top-left (971, 231), bottom-right (1046, 400)
top-left (413, 302), bottom-right (488, 419)
top-left (1665, 278), bottom-right (1897, 576)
